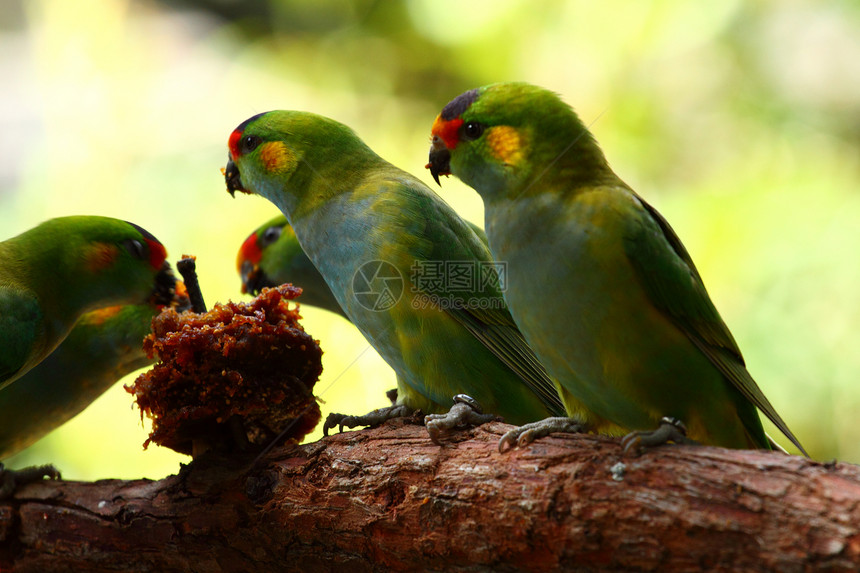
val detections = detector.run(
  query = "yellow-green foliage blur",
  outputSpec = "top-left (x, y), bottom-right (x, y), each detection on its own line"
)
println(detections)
top-left (2, 0), bottom-right (859, 479)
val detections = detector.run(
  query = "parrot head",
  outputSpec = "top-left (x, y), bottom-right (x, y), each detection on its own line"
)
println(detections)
top-left (23, 216), bottom-right (171, 314)
top-left (224, 111), bottom-right (268, 198)
top-left (236, 214), bottom-right (347, 317)
top-left (82, 218), bottom-right (169, 306)
top-left (236, 215), bottom-right (291, 295)
top-left (427, 82), bottom-right (611, 199)
top-left (224, 110), bottom-right (379, 219)
top-left (122, 220), bottom-right (167, 271)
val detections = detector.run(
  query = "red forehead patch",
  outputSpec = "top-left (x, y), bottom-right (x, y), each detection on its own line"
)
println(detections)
top-left (237, 232), bottom-right (262, 271)
top-left (431, 115), bottom-right (463, 150)
top-left (146, 238), bottom-right (167, 270)
top-left (228, 128), bottom-right (243, 159)
top-left (228, 112), bottom-right (267, 158)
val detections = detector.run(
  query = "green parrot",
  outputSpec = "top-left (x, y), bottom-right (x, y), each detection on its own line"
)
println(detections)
top-left (0, 216), bottom-right (169, 392)
top-left (426, 82), bottom-right (806, 455)
top-left (0, 267), bottom-right (186, 460)
top-left (223, 111), bottom-right (567, 439)
top-left (0, 215), bottom-right (171, 494)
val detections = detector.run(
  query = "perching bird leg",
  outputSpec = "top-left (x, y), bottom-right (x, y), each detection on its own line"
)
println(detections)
top-left (620, 417), bottom-right (699, 456)
top-left (0, 463), bottom-right (61, 499)
top-left (323, 389), bottom-right (413, 436)
top-left (425, 394), bottom-right (498, 445)
top-left (498, 417), bottom-right (587, 453)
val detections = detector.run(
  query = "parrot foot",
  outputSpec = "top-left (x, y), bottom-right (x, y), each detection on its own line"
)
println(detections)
top-left (0, 463), bottom-right (62, 499)
top-left (425, 394), bottom-right (498, 445)
top-left (322, 404), bottom-right (413, 436)
top-left (620, 416), bottom-right (699, 455)
top-left (498, 417), bottom-right (586, 453)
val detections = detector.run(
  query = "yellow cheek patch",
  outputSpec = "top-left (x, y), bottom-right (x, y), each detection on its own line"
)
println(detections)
top-left (486, 125), bottom-right (525, 166)
top-left (259, 141), bottom-right (295, 174)
top-left (83, 243), bottom-right (119, 272)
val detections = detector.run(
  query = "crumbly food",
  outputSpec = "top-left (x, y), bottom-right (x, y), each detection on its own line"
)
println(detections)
top-left (126, 284), bottom-right (322, 455)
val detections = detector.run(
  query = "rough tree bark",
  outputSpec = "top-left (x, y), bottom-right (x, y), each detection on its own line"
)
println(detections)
top-left (1, 420), bottom-right (858, 572)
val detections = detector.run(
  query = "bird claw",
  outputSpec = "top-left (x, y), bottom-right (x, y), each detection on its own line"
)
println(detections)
top-left (322, 404), bottom-right (413, 436)
top-left (620, 416), bottom-right (699, 456)
top-left (497, 417), bottom-right (586, 453)
top-left (424, 394), bottom-right (497, 445)
top-left (0, 463), bottom-right (61, 499)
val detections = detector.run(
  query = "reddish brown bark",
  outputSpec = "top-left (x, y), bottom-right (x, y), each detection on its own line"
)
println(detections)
top-left (2, 420), bottom-right (858, 572)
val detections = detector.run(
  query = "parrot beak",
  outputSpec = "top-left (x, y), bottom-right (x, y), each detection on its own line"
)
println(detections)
top-left (240, 260), bottom-right (274, 296)
top-left (426, 135), bottom-right (451, 186)
top-left (224, 157), bottom-right (246, 197)
top-left (150, 262), bottom-right (192, 311)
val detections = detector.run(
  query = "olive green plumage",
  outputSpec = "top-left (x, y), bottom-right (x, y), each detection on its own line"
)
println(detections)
top-left (428, 82), bottom-right (805, 453)
top-left (0, 216), bottom-right (167, 390)
top-left (0, 304), bottom-right (160, 458)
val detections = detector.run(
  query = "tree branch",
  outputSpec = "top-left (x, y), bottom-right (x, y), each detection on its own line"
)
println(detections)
top-left (2, 420), bottom-right (858, 572)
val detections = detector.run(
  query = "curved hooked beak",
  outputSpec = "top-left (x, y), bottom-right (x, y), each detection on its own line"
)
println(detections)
top-left (224, 156), bottom-right (246, 197)
top-left (240, 259), bottom-right (275, 296)
top-left (426, 135), bottom-right (451, 186)
top-left (151, 262), bottom-right (192, 312)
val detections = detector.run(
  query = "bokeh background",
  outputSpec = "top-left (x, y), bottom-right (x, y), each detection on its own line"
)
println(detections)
top-left (2, 0), bottom-right (859, 479)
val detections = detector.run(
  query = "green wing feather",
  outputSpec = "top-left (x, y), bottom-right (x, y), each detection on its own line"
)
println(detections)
top-left (408, 188), bottom-right (567, 417)
top-left (446, 305), bottom-right (567, 416)
top-left (0, 286), bottom-right (42, 386)
top-left (623, 190), bottom-right (807, 455)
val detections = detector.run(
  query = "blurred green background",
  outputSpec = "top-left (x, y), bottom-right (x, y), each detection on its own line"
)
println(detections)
top-left (2, 0), bottom-right (859, 479)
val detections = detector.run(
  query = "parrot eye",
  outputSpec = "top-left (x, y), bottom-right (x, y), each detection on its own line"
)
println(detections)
top-left (123, 239), bottom-right (147, 261)
top-left (241, 135), bottom-right (263, 154)
top-left (462, 122), bottom-right (484, 141)
top-left (261, 225), bottom-right (283, 247)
